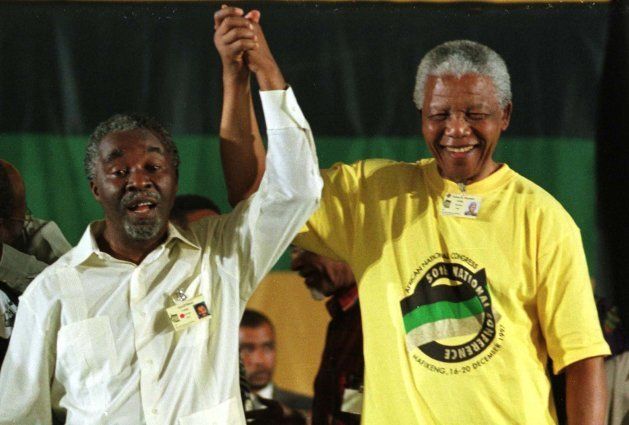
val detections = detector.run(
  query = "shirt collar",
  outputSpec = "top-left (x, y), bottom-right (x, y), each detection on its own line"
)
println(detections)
top-left (69, 220), bottom-right (201, 267)
top-left (422, 158), bottom-right (514, 196)
top-left (257, 382), bottom-right (274, 399)
top-left (167, 221), bottom-right (201, 250)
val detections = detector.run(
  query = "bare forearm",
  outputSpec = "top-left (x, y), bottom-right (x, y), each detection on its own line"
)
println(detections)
top-left (215, 7), bottom-right (287, 205)
top-left (565, 356), bottom-right (607, 425)
top-left (220, 74), bottom-right (266, 206)
top-left (255, 64), bottom-right (286, 91)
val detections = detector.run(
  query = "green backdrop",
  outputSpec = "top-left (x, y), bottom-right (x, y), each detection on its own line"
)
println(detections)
top-left (0, 134), bottom-right (595, 272)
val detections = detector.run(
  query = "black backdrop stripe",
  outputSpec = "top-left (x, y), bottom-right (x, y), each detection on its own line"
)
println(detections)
top-left (597, 0), bottom-right (628, 329)
top-left (0, 2), bottom-right (608, 137)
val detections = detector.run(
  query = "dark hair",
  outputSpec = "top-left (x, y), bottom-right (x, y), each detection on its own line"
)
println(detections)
top-left (241, 309), bottom-right (274, 331)
top-left (173, 194), bottom-right (221, 215)
top-left (84, 114), bottom-right (180, 181)
top-left (170, 194), bottom-right (221, 226)
top-left (0, 163), bottom-right (13, 220)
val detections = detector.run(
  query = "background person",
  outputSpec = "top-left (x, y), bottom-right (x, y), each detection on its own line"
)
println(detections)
top-left (239, 308), bottom-right (312, 415)
top-left (170, 194), bottom-right (221, 228)
top-left (291, 246), bottom-right (363, 425)
top-left (0, 159), bottom-right (71, 365)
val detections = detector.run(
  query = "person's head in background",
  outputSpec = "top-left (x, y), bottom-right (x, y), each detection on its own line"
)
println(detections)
top-left (0, 159), bottom-right (27, 248)
top-left (170, 194), bottom-right (221, 228)
top-left (239, 309), bottom-right (276, 392)
top-left (290, 246), bottom-right (356, 300)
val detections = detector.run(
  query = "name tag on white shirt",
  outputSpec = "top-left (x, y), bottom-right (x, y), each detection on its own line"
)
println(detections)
top-left (166, 294), bottom-right (211, 331)
top-left (442, 193), bottom-right (482, 219)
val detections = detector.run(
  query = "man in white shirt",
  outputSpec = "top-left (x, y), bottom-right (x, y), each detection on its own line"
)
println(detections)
top-left (0, 8), bottom-right (321, 425)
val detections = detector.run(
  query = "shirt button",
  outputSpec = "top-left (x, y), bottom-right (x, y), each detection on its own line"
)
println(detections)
top-left (152, 408), bottom-right (158, 415)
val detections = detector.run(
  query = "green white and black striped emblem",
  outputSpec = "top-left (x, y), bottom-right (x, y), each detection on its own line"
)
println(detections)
top-left (400, 262), bottom-right (500, 363)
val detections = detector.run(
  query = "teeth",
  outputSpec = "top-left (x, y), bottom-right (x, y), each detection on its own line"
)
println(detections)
top-left (128, 201), bottom-right (154, 211)
top-left (446, 146), bottom-right (474, 153)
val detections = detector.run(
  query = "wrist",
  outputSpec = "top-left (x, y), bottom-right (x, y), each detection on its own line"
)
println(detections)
top-left (256, 66), bottom-right (286, 91)
top-left (223, 70), bottom-right (251, 92)
top-left (222, 63), bottom-right (249, 83)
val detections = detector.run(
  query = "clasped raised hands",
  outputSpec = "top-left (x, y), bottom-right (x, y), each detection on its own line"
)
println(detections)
top-left (214, 5), bottom-right (285, 90)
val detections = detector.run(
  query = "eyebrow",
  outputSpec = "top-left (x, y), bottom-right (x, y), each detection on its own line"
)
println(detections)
top-left (104, 149), bottom-right (124, 163)
top-left (103, 145), bottom-right (165, 163)
top-left (468, 103), bottom-right (490, 110)
top-left (147, 145), bottom-right (165, 155)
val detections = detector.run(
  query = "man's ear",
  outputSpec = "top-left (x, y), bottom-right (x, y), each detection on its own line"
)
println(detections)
top-left (501, 102), bottom-right (513, 131)
top-left (90, 180), bottom-right (100, 201)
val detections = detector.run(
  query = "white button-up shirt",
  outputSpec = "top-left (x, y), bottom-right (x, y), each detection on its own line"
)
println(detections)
top-left (0, 88), bottom-right (322, 425)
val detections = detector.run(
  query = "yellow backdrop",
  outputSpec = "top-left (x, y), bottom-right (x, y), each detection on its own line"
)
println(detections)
top-left (246, 271), bottom-right (331, 397)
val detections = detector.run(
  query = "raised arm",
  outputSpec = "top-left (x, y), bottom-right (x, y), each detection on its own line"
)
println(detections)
top-left (212, 8), bottom-right (322, 299)
top-left (214, 7), bottom-right (269, 206)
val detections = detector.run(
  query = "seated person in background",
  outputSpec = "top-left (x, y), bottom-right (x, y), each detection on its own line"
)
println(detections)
top-left (240, 308), bottom-right (312, 417)
top-left (291, 247), bottom-right (364, 425)
top-left (0, 159), bottom-right (71, 365)
top-left (170, 194), bottom-right (221, 228)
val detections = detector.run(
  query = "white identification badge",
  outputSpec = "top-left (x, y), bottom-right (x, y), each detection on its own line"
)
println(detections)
top-left (166, 294), bottom-right (211, 331)
top-left (340, 388), bottom-right (363, 415)
top-left (442, 193), bottom-right (482, 218)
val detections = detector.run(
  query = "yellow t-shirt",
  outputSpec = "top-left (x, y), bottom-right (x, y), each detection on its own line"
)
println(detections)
top-left (295, 158), bottom-right (610, 425)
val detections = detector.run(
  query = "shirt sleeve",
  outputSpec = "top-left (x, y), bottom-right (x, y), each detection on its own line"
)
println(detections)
top-left (217, 87), bottom-right (323, 301)
top-left (536, 228), bottom-right (611, 374)
top-left (0, 293), bottom-right (55, 424)
top-left (293, 161), bottom-right (361, 263)
top-left (0, 243), bottom-right (48, 293)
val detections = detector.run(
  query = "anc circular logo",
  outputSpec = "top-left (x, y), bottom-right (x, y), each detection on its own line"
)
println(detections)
top-left (400, 262), bottom-right (499, 363)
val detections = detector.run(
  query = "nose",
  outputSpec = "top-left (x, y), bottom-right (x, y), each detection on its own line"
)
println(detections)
top-left (125, 168), bottom-right (153, 191)
top-left (444, 113), bottom-right (471, 138)
top-left (250, 349), bottom-right (265, 364)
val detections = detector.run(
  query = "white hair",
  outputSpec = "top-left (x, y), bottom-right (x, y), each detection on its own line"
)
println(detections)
top-left (413, 40), bottom-right (512, 109)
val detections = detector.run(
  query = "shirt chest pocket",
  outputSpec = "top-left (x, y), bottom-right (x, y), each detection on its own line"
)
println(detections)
top-left (57, 316), bottom-right (120, 387)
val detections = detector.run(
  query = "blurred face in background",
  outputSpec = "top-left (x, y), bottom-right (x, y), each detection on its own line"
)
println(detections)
top-left (0, 160), bottom-right (27, 248)
top-left (239, 322), bottom-right (276, 391)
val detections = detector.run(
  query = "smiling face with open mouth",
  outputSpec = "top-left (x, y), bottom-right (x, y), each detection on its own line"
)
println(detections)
top-left (421, 74), bottom-right (512, 185)
top-left (90, 128), bottom-right (177, 248)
